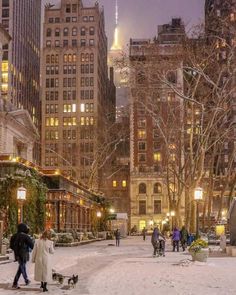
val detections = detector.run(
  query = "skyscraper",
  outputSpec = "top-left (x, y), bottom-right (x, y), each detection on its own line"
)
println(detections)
top-left (0, 0), bottom-right (41, 162)
top-left (41, 0), bottom-right (115, 188)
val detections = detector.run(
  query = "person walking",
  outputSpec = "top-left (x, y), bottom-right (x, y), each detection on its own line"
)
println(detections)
top-left (31, 229), bottom-right (54, 292)
top-left (151, 227), bottom-right (159, 257)
top-left (142, 227), bottom-right (147, 241)
top-left (10, 223), bottom-right (34, 289)
top-left (114, 228), bottom-right (121, 247)
top-left (180, 226), bottom-right (189, 251)
top-left (172, 227), bottom-right (181, 252)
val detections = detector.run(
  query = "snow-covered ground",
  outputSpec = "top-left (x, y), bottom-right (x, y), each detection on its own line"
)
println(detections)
top-left (0, 236), bottom-right (235, 295)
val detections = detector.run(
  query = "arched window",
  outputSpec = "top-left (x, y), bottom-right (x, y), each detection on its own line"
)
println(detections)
top-left (153, 183), bottom-right (162, 194)
top-left (90, 53), bottom-right (94, 62)
top-left (46, 28), bottom-right (51, 37)
top-left (72, 27), bottom-right (77, 36)
top-left (63, 27), bottom-right (69, 36)
top-left (63, 54), bottom-right (68, 63)
top-left (68, 54), bottom-right (72, 62)
top-left (55, 28), bottom-right (60, 37)
top-left (51, 54), bottom-right (55, 63)
top-left (73, 54), bottom-right (77, 62)
top-left (139, 183), bottom-right (146, 194)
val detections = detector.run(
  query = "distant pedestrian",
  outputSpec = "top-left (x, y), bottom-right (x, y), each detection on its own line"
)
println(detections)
top-left (142, 227), bottom-right (147, 241)
top-left (180, 226), bottom-right (189, 251)
top-left (10, 223), bottom-right (34, 289)
top-left (31, 229), bottom-right (54, 292)
top-left (114, 229), bottom-right (121, 247)
top-left (151, 227), bottom-right (160, 257)
top-left (172, 227), bottom-right (181, 252)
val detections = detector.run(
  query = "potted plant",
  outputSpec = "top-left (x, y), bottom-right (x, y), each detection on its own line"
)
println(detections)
top-left (189, 239), bottom-right (209, 262)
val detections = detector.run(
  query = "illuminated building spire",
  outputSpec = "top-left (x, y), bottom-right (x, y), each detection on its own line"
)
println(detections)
top-left (111, 0), bottom-right (121, 50)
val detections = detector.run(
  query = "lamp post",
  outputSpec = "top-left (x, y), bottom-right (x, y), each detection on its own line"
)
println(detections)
top-left (17, 186), bottom-right (27, 223)
top-left (194, 187), bottom-right (203, 239)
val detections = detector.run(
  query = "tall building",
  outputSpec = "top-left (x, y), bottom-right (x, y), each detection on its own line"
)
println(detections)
top-left (129, 19), bottom-right (185, 231)
top-left (204, 0), bottom-right (236, 219)
top-left (41, 0), bottom-right (115, 188)
top-left (0, 0), bottom-right (41, 161)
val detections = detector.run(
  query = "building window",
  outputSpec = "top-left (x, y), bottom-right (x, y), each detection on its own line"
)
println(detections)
top-left (46, 28), bottom-right (51, 37)
top-left (139, 201), bottom-right (146, 215)
top-left (154, 200), bottom-right (161, 214)
top-left (89, 39), bottom-right (94, 46)
top-left (153, 183), bottom-right (162, 194)
top-left (154, 152), bottom-right (161, 162)
top-left (138, 130), bottom-right (146, 139)
top-left (63, 40), bottom-right (68, 47)
top-left (139, 183), bottom-right (146, 194)
top-left (72, 17), bottom-right (77, 22)
top-left (89, 16), bottom-right (94, 22)
top-left (72, 39), bottom-right (77, 47)
top-left (66, 17), bottom-right (71, 23)
top-left (81, 39), bottom-right (86, 46)
top-left (72, 4), bottom-right (77, 13)
top-left (122, 180), bottom-right (127, 187)
top-left (63, 27), bottom-right (69, 36)
top-left (138, 142), bottom-right (146, 151)
top-left (81, 27), bottom-right (86, 36)
top-left (138, 153), bottom-right (146, 163)
top-left (138, 118), bottom-right (146, 128)
top-left (112, 180), bottom-right (117, 187)
top-left (83, 16), bottom-right (88, 22)
top-left (89, 27), bottom-right (95, 35)
top-left (46, 40), bottom-right (51, 47)
top-left (66, 4), bottom-right (71, 13)
top-left (72, 27), bottom-right (77, 36)
top-left (55, 40), bottom-right (60, 47)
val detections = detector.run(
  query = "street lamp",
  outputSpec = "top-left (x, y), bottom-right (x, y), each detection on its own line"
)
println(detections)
top-left (194, 187), bottom-right (203, 239)
top-left (96, 211), bottom-right (102, 218)
top-left (17, 186), bottom-right (27, 223)
top-left (109, 208), bottom-right (115, 214)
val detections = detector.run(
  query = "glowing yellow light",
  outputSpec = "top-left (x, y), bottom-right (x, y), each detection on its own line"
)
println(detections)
top-left (111, 26), bottom-right (121, 51)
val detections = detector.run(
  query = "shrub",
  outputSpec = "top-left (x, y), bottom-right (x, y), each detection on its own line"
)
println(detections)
top-left (57, 233), bottom-right (74, 244)
top-left (189, 239), bottom-right (208, 253)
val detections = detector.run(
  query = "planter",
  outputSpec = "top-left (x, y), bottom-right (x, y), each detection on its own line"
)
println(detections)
top-left (190, 248), bottom-right (209, 262)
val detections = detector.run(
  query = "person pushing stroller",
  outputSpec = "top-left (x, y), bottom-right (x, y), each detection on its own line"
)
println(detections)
top-left (151, 227), bottom-right (166, 257)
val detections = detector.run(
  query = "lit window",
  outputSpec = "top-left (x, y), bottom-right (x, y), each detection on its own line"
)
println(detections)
top-left (138, 130), bottom-right (146, 139)
top-left (80, 117), bottom-right (85, 125)
top-left (80, 103), bottom-right (85, 112)
top-left (72, 117), bottom-right (76, 125)
top-left (170, 153), bottom-right (176, 161)
top-left (154, 152), bottom-right (161, 162)
top-left (113, 180), bottom-right (117, 187)
top-left (122, 180), bottom-right (127, 187)
top-left (72, 104), bottom-right (76, 112)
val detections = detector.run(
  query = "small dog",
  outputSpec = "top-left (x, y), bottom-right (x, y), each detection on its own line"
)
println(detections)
top-left (68, 275), bottom-right (78, 288)
top-left (52, 270), bottom-right (78, 288)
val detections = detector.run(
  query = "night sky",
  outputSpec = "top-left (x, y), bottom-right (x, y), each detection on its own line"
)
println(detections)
top-left (42, 0), bottom-right (205, 47)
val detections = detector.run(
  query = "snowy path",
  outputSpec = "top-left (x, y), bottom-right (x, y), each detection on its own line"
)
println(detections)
top-left (0, 236), bottom-right (236, 294)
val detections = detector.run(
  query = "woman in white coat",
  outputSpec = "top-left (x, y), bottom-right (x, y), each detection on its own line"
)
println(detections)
top-left (32, 230), bottom-right (54, 292)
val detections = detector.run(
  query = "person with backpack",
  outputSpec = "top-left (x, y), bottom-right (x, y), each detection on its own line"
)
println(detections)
top-left (10, 223), bottom-right (34, 289)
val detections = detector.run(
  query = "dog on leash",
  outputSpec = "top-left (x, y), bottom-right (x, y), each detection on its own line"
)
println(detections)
top-left (52, 270), bottom-right (78, 288)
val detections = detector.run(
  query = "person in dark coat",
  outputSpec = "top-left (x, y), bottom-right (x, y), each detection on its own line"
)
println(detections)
top-left (142, 227), bottom-right (147, 241)
top-left (180, 226), bottom-right (189, 251)
top-left (151, 227), bottom-right (159, 256)
top-left (114, 229), bottom-right (121, 247)
top-left (172, 227), bottom-right (181, 252)
top-left (10, 223), bottom-right (34, 289)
